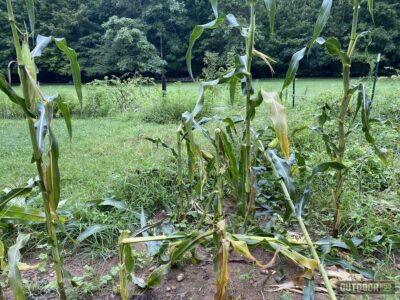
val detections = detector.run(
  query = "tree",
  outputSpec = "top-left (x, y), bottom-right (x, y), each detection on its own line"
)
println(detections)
top-left (100, 16), bottom-right (166, 74)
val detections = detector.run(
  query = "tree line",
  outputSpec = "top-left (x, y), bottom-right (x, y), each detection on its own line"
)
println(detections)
top-left (0, 0), bottom-right (398, 82)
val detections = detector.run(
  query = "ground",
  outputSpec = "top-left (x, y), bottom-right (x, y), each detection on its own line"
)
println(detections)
top-left (0, 78), bottom-right (399, 299)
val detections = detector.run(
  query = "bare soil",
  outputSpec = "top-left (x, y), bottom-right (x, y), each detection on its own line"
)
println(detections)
top-left (2, 245), bottom-right (332, 300)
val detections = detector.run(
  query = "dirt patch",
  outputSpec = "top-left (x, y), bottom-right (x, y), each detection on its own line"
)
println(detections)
top-left (1, 245), bottom-right (332, 300)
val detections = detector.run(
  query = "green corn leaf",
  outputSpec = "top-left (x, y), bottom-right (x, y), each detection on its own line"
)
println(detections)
top-left (55, 95), bottom-right (72, 140)
top-left (302, 278), bottom-right (315, 300)
top-left (76, 224), bottom-right (108, 243)
top-left (282, 0), bottom-right (332, 92)
top-left (263, 0), bottom-right (277, 34)
top-left (25, 0), bottom-right (35, 38)
top-left (324, 256), bottom-right (374, 279)
top-left (186, 16), bottom-right (226, 79)
top-left (0, 75), bottom-right (35, 118)
top-left (140, 207), bottom-right (161, 256)
top-left (210, 0), bottom-right (218, 18)
top-left (325, 37), bottom-right (350, 64)
top-left (8, 233), bottom-right (30, 300)
top-left (281, 47), bottom-right (306, 94)
top-left (169, 231), bottom-right (209, 263)
top-left (146, 262), bottom-right (171, 288)
top-left (267, 150), bottom-right (296, 198)
top-left (0, 205), bottom-right (45, 224)
top-left (53, 38), bottom-right (82, 111)
top-left (186, 14), bottom-right (239, 79)
top-left (43, 127), bottom-right (61, 212)
top-left (237, 145), bottom-right (247, 216)
top-left (219, 130), bottom-right (239, 184)
top-left (308, 0), bottom-right (332, 48)
top-left (368, 0), bottom-right (374, 22)
top-left (0, 181), bottom-right (35, 210)
top-left (309, 162), bottom-right (347, 180)
top-left (295, 187), bottom-right (310, 218)
top-left (123, 243), bottom-right (134, 274)
top-left (357, 84), bottom-right (388, 163)
top-left (86, 198), bottom-right (127, 210)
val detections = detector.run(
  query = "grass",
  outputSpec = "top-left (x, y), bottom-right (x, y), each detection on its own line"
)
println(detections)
top-left (0, 77), bottom-right (399, 268)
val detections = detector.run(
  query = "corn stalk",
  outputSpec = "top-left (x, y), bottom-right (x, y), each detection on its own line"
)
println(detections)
top-left (323, 0), bottom-right (380, 237)
top-left (243, 1), bottom-right (256, 222)
top-left (261, 143), bottom-right (337, 300)
top-left (3, 1), bottom-right (82, 299)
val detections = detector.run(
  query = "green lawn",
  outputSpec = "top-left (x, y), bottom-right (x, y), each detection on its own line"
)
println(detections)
top-left (1, 78), bottom-right (399, 201)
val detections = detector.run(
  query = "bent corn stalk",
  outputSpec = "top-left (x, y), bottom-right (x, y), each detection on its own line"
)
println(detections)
top-left (261, 142), bottom-right (337, 300)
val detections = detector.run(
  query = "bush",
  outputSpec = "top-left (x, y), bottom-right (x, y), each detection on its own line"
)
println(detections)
top-left (141, 90), bottom-right (214, 124)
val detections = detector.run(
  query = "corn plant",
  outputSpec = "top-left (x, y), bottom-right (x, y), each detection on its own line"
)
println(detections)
top-left (309, 0), bottom-right (388, 237)
top-left (120, 1), bottom-right (339, 299)
top-left (1, 1), bottom-right (82, 299)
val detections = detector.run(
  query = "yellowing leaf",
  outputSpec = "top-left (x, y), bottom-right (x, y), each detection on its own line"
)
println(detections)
top-left (281, 248), bottom-right (318, 271)
top-left (261, 90), bottom-right (290, 159)
top-left (230, 240), bottom-right (277, 269)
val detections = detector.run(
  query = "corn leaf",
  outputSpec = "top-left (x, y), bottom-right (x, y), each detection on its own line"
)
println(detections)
top-left (263, 0), bottom-right (277, 34)
top-left (357, 84), bottom-right (388, 163)
top-left (25, 0), bottom-right (35, 38)
top-left (86, 198), bottom-right (127, 210)
top-left (368, 0), bottom-right (374, 22)
top-left (214, 239), bottom-right (230, 300)
top-left (0, 181), bottom-right (35, 210)
top-left (0, 75), bottom-right (35, 118)
top-left (146, 262), bottom-right (171, 288)
top-left (76, 224), bottom-right (108, 243)
top-left (282, 0), bottom-right (332, 92)
top-left (186, 14), bottom-right (239, 79)
top-left (281, 47), bottom-right (306, 94)
top-left (302, 278), bottom-right (315, 300)
top-left (54, 38), bottom-right (82, 111)
top-left (140, 207), bottom-right (161, 256)
top-left (308, 0), bottom-right (332, 47)
top-left (309, 162), bottom-right (347, 180)
top-left (230, 239), bottom-right (269, 268)
top-left (281, 248), bottom-right (318, 271)
top-left (43, 128), bottom-right (60, 212)
top-left (267, 150), bottom-right (296, 198)
top-left (324, 257), bottom-right (374, 279)
top-left (325, 37), bottom-right (350, 64)
top-left (31, 35), bottom-right (52, 57)
top-left (0, 206), bottom-right (45, 224)
top-left (295, 187), bottom-right (310, 218)
top-left (210, 0), bottom-right (218, 18)
top-left (55, 96), bottom-right (72, 140)
top-left (261, 90), bottom-right (290, 159)
top-left (8, 233), bottom-right (30, 300)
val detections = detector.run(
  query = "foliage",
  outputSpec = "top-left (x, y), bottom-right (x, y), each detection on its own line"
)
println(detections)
top-left (0, 0), bottom-right (399, 80)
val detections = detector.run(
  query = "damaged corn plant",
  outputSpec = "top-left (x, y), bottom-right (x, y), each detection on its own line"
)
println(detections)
top-left (120, 1), bottom-right (338, 299)
top-left (0, 0), bottom-right (82, 299)
top-left (309, 0), bottom-right (388, 237)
